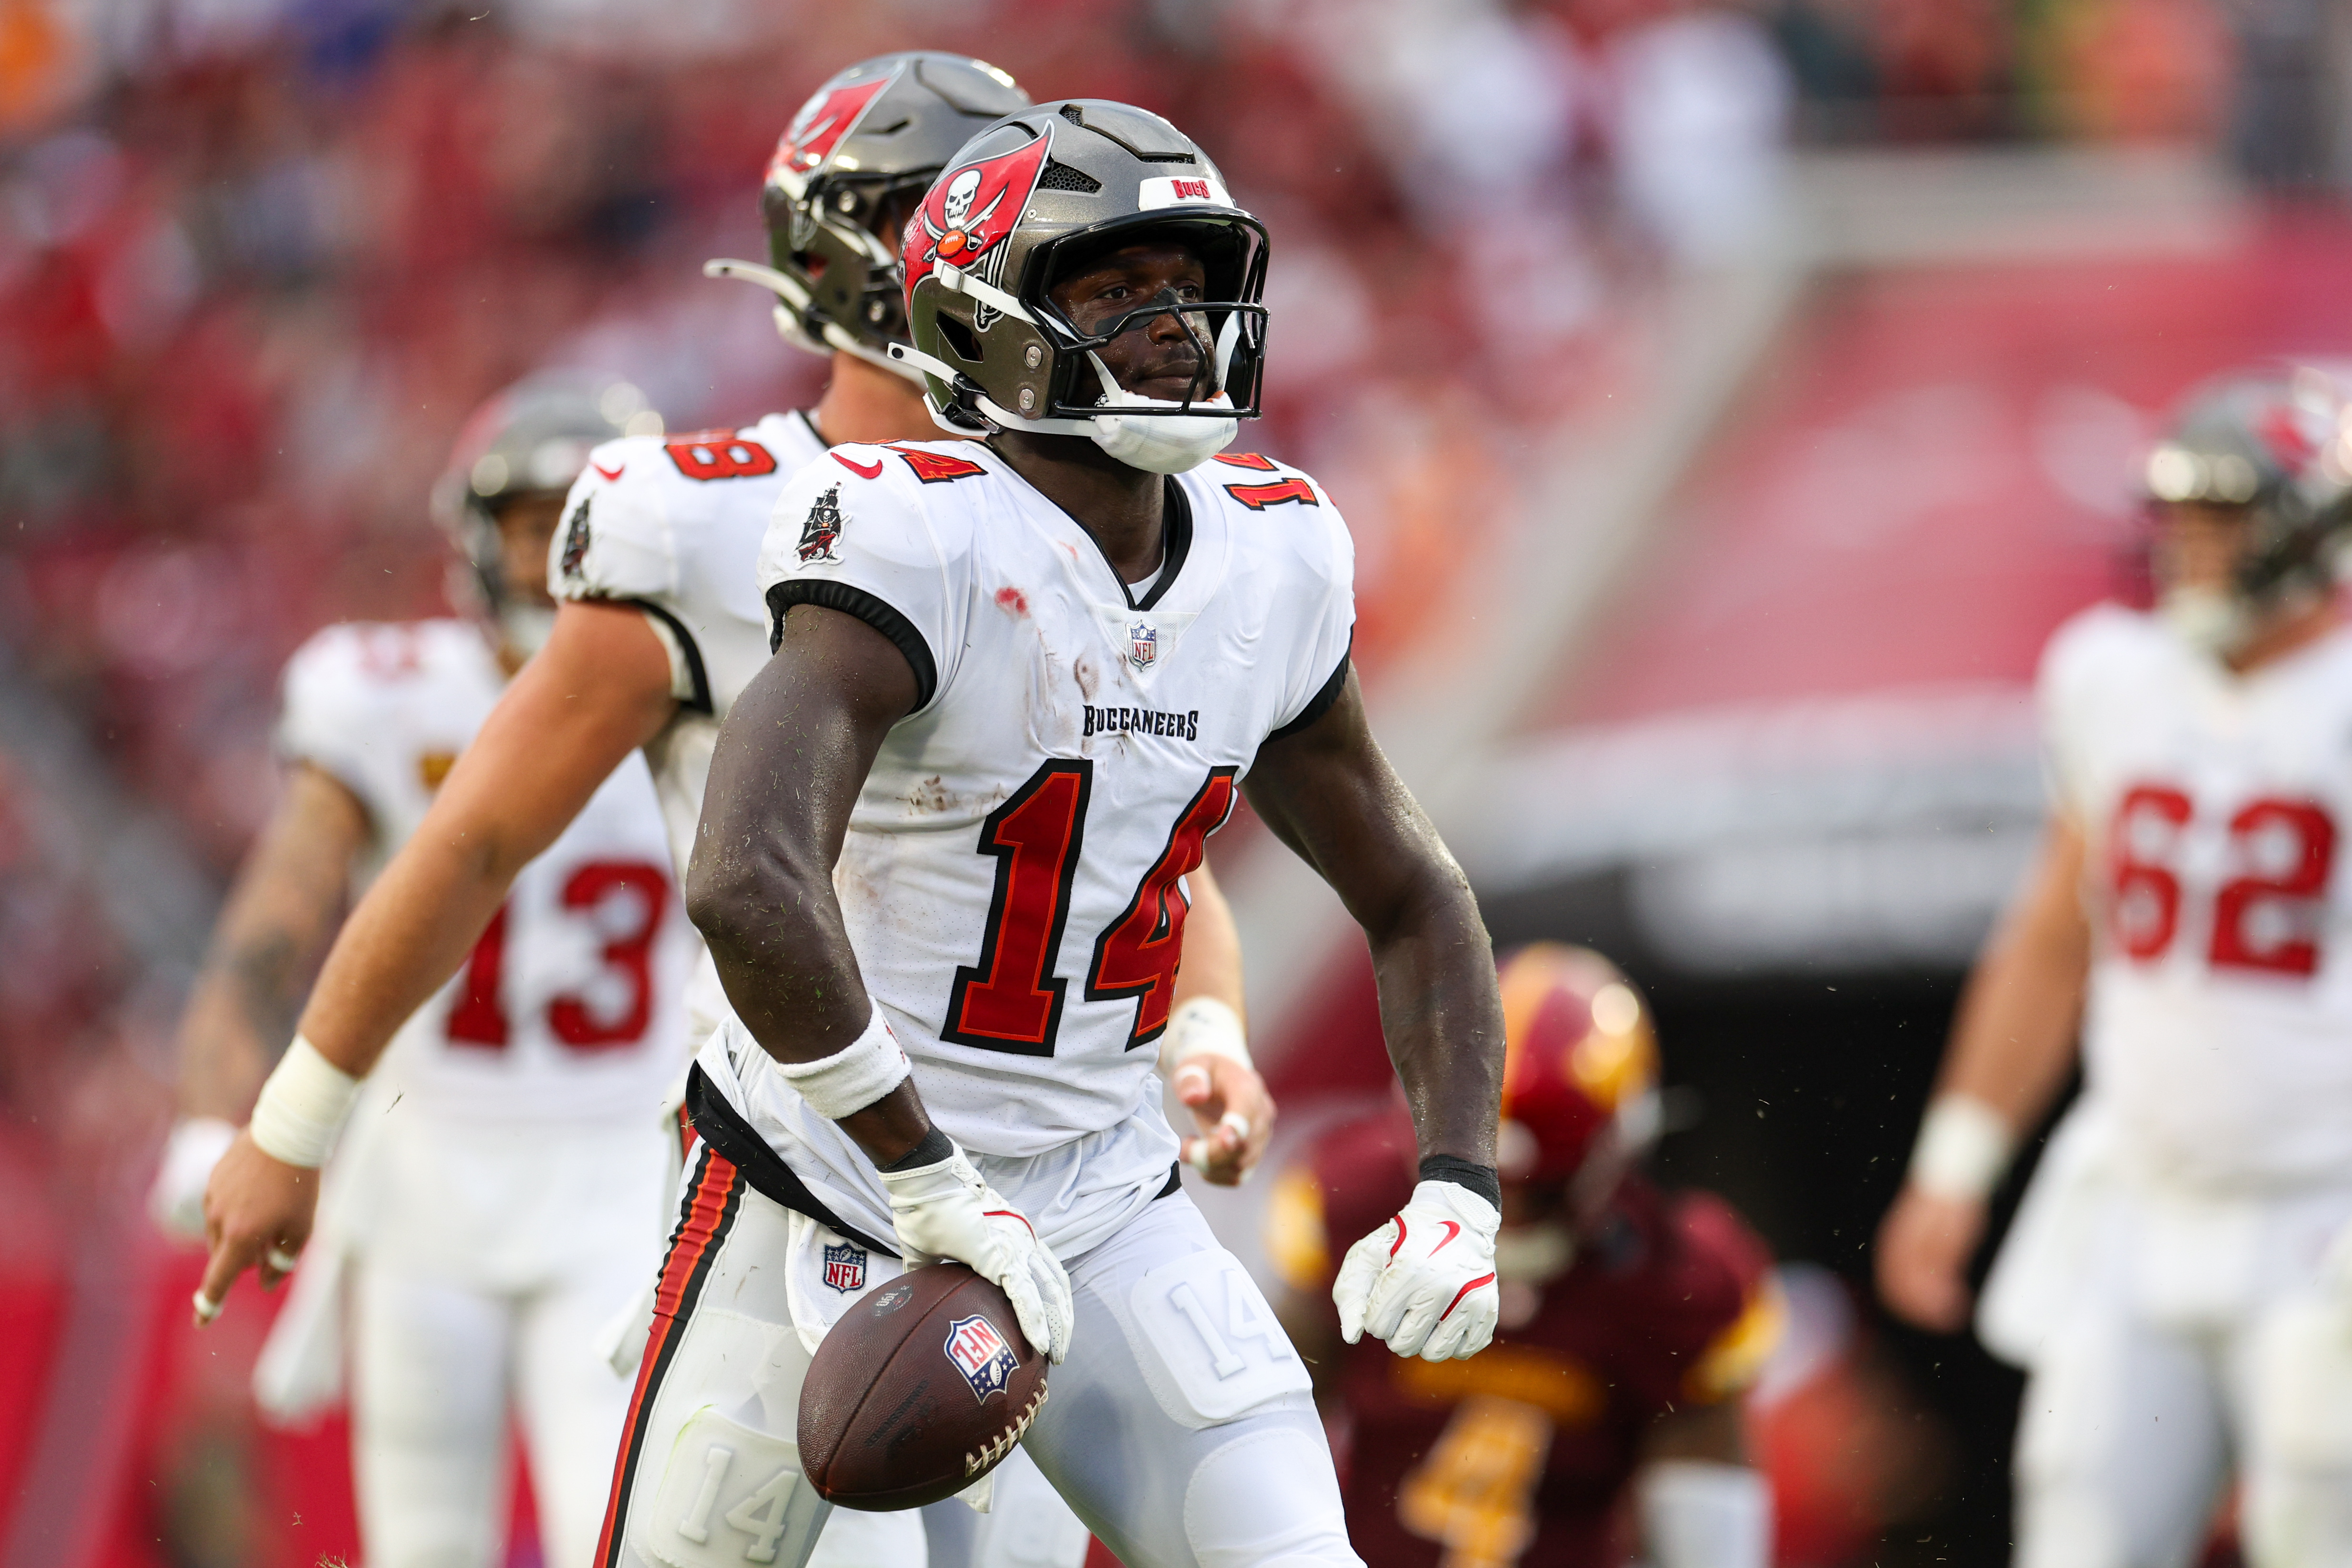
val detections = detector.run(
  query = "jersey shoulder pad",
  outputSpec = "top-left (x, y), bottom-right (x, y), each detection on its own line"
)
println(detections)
top-left (278, 619), bottom-right (475, 774)
top-left (758, 442), bottom-right (964, 588)
top-left (2038, 601), bottom-right (2154, 699)
top-left (1665, 1188), bottom-right (1782, 1403)
top-left (1197, 455), bottom-right (1352, 590)
top-left (1265, 1109), bottom-right (1417, 1291)
top-left (550, 433), bottom-right (693, 603)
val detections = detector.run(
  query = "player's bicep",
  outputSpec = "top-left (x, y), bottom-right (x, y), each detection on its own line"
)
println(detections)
top-left (1243, 672), bottom-right (1461, 936)
top-left (2003, 811), bottom-right (2093, 968)
top-left (691, 602), bottom-right (914, 906)
top-left (424, 600), bottom-right (674, 880)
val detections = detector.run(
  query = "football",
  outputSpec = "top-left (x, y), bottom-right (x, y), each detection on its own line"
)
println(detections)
top-left (797, 1262), bottom-right (1050, 1511)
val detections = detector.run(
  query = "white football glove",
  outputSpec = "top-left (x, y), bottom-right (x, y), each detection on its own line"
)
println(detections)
top-left (878, 1138), bottom-right (1075, 1364)
top-left (149, 1117), bottom-right (238, 1241)
top-left (1334, 1179), bottom-right (1501, 1361)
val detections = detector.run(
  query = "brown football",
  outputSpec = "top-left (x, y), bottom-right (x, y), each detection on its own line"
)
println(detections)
top-left (797, 1262), bottom-right (1050, 1511)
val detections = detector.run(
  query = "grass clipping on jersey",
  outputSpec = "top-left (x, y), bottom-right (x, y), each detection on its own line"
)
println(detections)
top-left (797, 1262), bottom-right (1050, 1510)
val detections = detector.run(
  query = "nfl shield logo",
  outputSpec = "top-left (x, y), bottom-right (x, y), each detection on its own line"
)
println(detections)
top-left (1127, 619), bottom-right (1157, 671)
top-left (821, 1241), bottom-right (866, 1294)
top-left (943, 1313), bottom-right (1019, 1401)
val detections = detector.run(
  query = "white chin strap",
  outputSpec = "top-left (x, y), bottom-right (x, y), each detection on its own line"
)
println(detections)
top-left (2159, 585), bottom-right (2255, 657)
top-left (499, 603), bottom-right (556, 660)
top-left (890, 262), bottom-right (1241, 474)
top-left (702, 258), bottom-right (927, 386)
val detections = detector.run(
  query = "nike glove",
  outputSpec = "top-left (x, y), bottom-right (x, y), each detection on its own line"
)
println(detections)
top-left (1333, 1178), bottom-right (1501, 1361)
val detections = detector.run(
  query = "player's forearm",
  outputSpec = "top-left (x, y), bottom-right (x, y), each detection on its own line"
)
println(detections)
top-left (1368, 867), bottom-right (1504, 1167)
top-left (1931, 820), bottom-right (2091, 1135)
top-left (294, 830), bottom-right (514, 1075)
top-left (1169, 862), bottom-right (1244, 1019)
top-left (176, 766), bottom-right (365, 1119)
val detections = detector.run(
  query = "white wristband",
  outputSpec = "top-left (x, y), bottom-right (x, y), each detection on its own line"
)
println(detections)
top-left (774, 1002), bottom-right (911, 1119)
top-left (1162, 997), bottom-right (1251, 1072)
top-left (247, 1036), bottom-right (362, 1169)
top-left (1908, 1094), bottom-right (2014, 1201)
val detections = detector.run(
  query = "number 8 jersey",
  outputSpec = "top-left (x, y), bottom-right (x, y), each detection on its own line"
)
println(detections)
top-left (2043, 604), bottom-right (2352, 1188)
top-left (711, 441), bottom-right (1351, 1244)
top-left (278, 619), bottom-right (695, 1124)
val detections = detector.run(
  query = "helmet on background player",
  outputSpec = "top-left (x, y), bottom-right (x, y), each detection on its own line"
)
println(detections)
top-left (703, 53), bottom-right (1030, 380)
top-left (891, 99), bottom-right (1271, 474)
top-left (430, 373), bottom-right (641, 656)
top-left (1489, 943), bottom-right (1661, 1282)
top-left (2144, 362), bottom-right (2352, 655)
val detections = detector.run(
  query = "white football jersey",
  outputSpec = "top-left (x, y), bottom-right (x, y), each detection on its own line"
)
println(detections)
top-left (2043, 605), bottom-right (2352, 1189)
top-left (277, 619), bottom-right (694, 1124)
top-left (550, 411), bottom-right (829, 1036)
top-left (700, 440), bottom-right (1354, 1252)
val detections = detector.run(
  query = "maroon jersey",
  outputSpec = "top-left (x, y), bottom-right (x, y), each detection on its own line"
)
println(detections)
top-left (1267, 1109), bottom-right (1777, 1568)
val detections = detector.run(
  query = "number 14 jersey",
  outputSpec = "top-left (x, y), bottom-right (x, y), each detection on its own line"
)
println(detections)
top-left (724, 442), bottom-right (1352, 1185)
top-left (2043, 605), bottom-right (2352, 1188)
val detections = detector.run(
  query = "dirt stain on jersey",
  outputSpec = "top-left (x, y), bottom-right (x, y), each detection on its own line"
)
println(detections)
top-left (907, 776), bottom-right (952, 815)
top-left (994, 587), bottom-right (1030, 618)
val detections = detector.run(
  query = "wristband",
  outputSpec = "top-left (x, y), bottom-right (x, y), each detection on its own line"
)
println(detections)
top-left (1908, 1094), bottom-right (2014, 1201)
top-left (1163, 997), bottom-right (1251, 1070)
top-left (773, 1002), bottom-right (912, 1120)
top-left (1419, 1154), bottom-right (1502, 1213)
top-left (247, 1036), bottom-right (361, 1169)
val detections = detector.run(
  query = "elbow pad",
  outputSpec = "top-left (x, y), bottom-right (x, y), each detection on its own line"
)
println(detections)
top-left (1639, 1460), bottom-right (1771, 1568)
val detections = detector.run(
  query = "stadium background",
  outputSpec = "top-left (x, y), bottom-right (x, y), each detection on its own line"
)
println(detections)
top-left (0, 0), bottom-right (2344, 1563)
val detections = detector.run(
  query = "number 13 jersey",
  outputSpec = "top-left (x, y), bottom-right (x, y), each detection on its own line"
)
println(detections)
top-left (717, 441), bottom-right (1351, 1215)
top-left (278, 619), bottom-right (695, 1125)
top-left (2042, 604), bottom-right (2352, 1188)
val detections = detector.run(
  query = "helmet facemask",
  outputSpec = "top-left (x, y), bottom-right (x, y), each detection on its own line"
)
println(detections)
top-left (894, 102), bottom-right (1272, 475)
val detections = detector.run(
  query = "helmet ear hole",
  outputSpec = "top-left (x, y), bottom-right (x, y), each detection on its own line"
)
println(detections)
top-left (934, 314), bottom-right (983, 363)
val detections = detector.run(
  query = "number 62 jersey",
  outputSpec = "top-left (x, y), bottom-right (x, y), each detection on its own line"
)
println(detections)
top-left (2043, 604), bottom-right (2352, 1189)
top-left (712, 441), bottom-right (1352, 1247)
top-left (278, 619), bottom-right (695, 1125)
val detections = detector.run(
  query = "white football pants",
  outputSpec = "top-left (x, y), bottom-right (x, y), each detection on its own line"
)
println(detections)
top-left (350, 1114), bottom-right (675, 1568)
top-left (600, 1145), bottom-right (1359, 1568)
top-left (2010, 1174), bottom-right (2352, 1568)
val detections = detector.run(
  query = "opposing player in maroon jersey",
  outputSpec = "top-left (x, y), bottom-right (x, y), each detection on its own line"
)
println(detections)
top-left (1270, 945), bottom-right (1779, 1568)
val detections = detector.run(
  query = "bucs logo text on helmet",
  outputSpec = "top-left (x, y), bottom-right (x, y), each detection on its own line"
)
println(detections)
top-left (892, 100), bottom-right (1271, 475)
top-left (703, 52), bottom-right (1029, 381)
top-left (1494, 943), bottom-right (1660, 1192)
top-left (2143, 361), bottom-right (2352, 651)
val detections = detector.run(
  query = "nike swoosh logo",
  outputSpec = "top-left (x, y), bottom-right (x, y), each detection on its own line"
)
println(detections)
top-left (834, 453), bottom-right (883, 479)
top-left (1431, 1221), bottom-right (1461, 1254)
top-left (592, 462), bottom-right (625, 482)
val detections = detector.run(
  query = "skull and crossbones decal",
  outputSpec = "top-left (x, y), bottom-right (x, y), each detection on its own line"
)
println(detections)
top-left (920, 166), bottom-right (1007, 266)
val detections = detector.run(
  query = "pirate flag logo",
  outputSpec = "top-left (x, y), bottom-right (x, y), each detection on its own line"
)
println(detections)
top-left (905, 130), bottom-right (1052, 304)
top-left (798, 483), bottom-right (845, 564)
top-left (767, 68), bottom-right (899, 199)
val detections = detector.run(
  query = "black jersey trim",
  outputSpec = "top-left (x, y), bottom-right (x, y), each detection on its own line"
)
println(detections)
top-left (1131, 479), bottom-right (1192, 611)
top-left (1266, 643), bottom-right (1352, 742)
top-left (684, 1064), bottom-right (900, 1258)
top-left (621, 598), bottom-right (713, 715)
top-left (767, 580), bottom-right (940, 712)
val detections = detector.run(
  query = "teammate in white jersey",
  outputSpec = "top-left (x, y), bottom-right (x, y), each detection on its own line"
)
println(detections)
top-left (190, 53), bottom-right (1271, 1568)
top-left (593, 100), bottom-right (1511, 1568)
top-left (1877, 363), bottom-right (2352, 1568)
top-left (151, 376), bottom-right (697, 1568)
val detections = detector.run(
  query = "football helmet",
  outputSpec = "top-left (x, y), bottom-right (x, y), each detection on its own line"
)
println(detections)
top-left (704, 53), bottom-right (1029, 380)
top-left (2144, 362), bottom-right (2352, 653)
top-left (891, 99), bottom-right (1269, 474)
top-left (430, 373), bottom-right (639, 655)
top-left (1494, 943), bottom-right (1660, 1192)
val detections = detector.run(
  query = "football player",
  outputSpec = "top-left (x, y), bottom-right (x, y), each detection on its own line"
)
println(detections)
top-left (149, 376), bottom-right (699, 1568)
top-left (539, 99), bottom-right (1511, 1568)
top-left (1268, 945), bottom-right (1778, 1568)
top-left (190, 53), bottom-right (1269, 1568)
top-left (1876, 363), bottom-right (2352, 1568)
